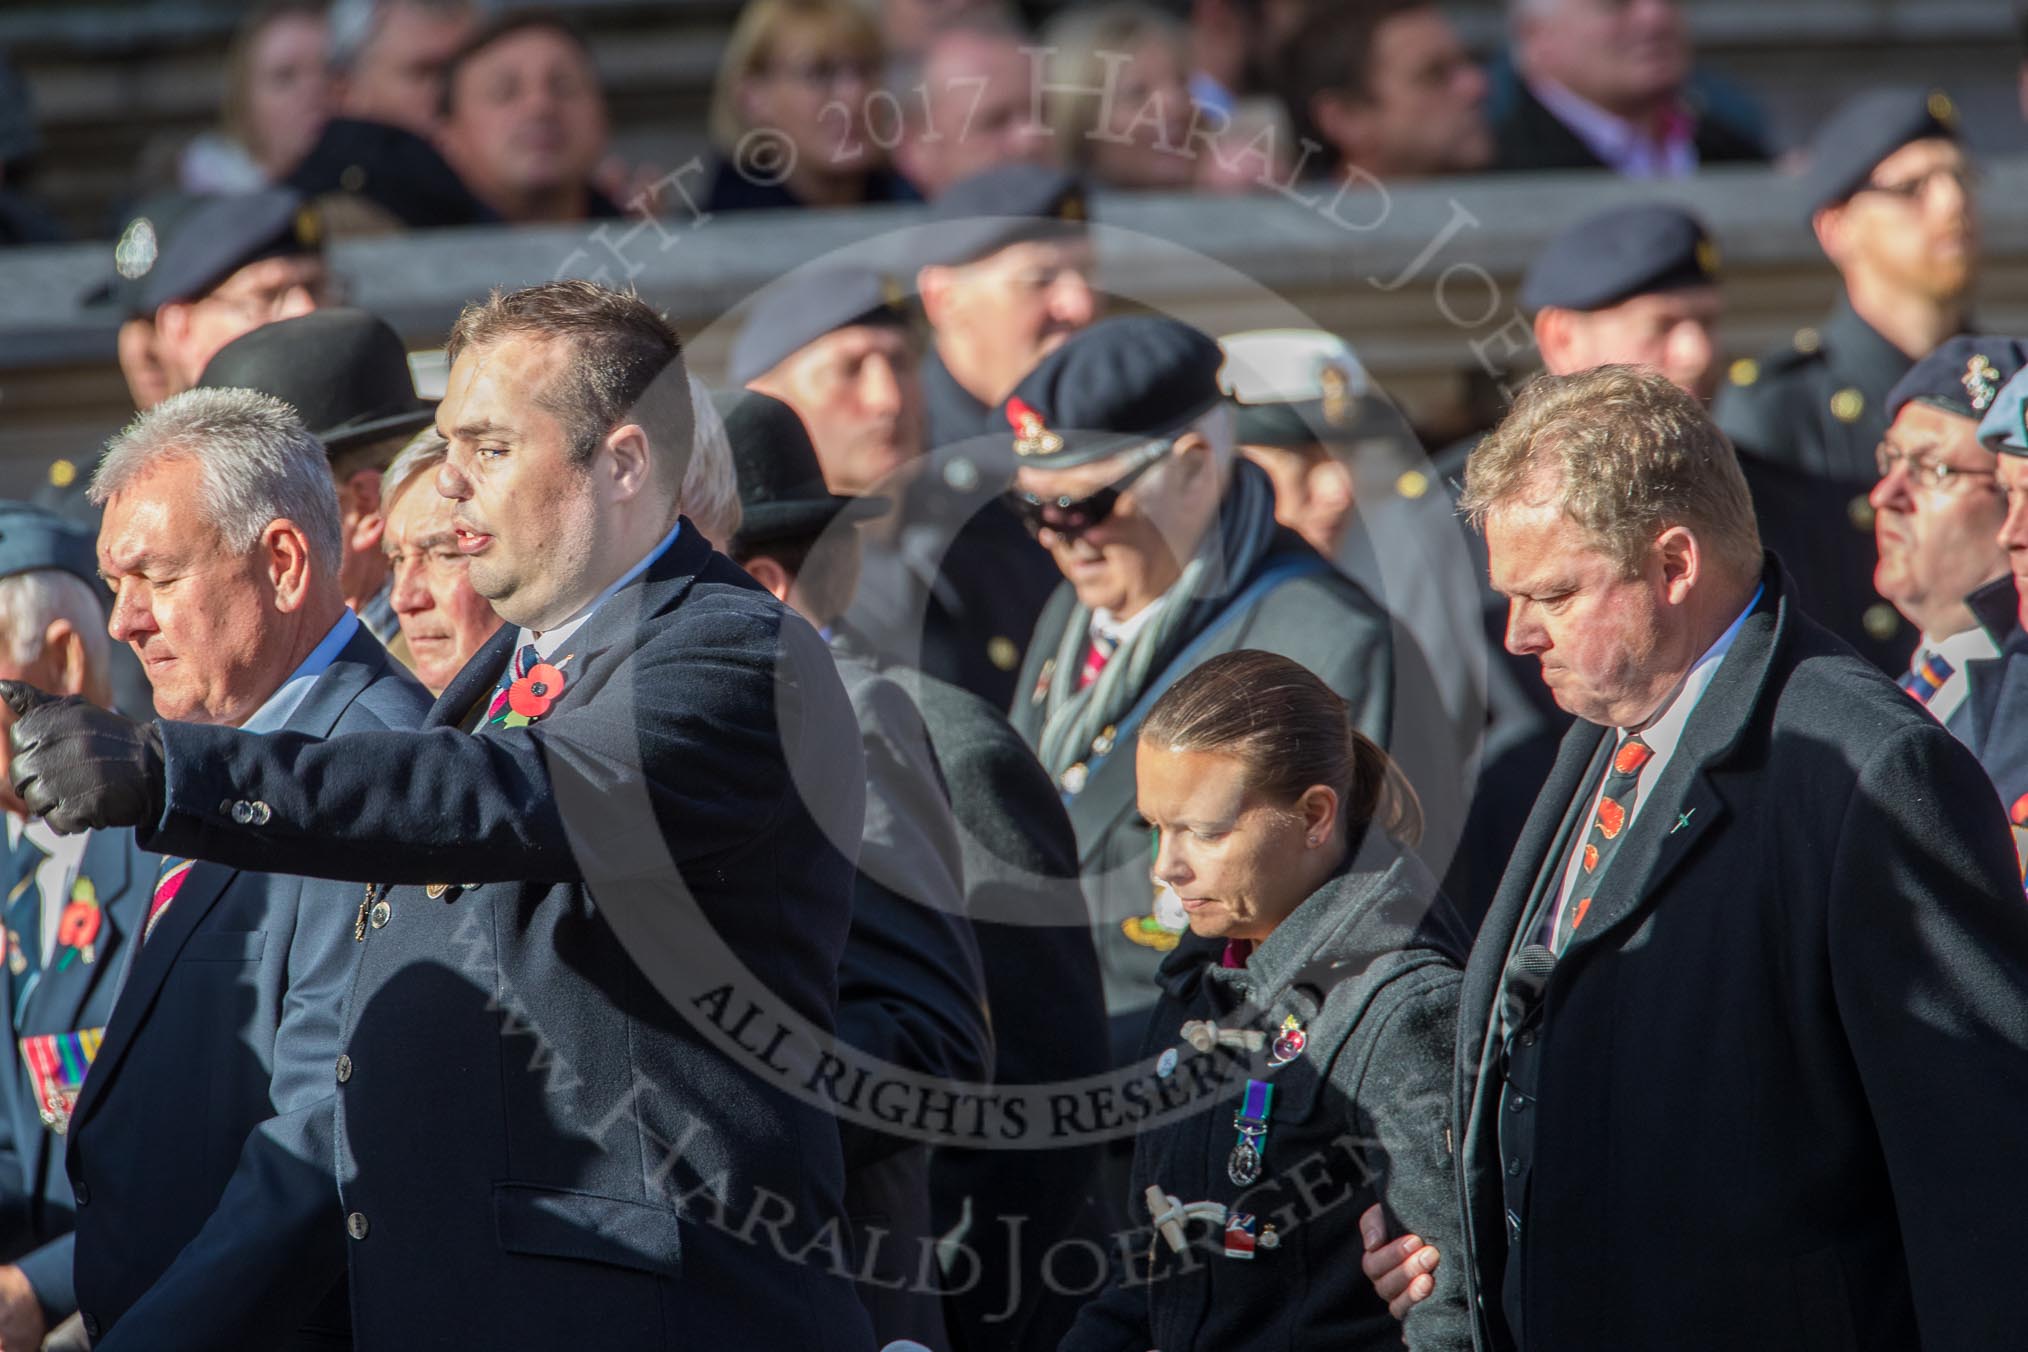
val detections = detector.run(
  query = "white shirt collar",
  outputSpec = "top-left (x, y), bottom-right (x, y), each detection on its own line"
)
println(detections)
top-left (1624, 582), bottom-right (1763, 755)
top-left (240, 610), bottom-right (360, 734)
top-left (1921, 625), bottom-right (2000, 671)
top-left (1090, 595), bottom-right (1166, 648)
top-left (519, 519), bottom-right (683, 663)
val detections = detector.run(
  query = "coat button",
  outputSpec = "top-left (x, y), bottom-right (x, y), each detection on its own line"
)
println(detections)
top-left (1508, 1094), bottom-right (1529, 1112)
top-left (1507, 1159), bottom-right (1522, 1177)
top-left (251, 801), bottom-right (272, 825)
top-left (347, 1212), bottom-right (369, 1240)
top-left (424, 883), bottom-right (448, 900)
top-left (369, 900), bottom-right (391, 929)
top-left (335, 1054), bottom-right (352, 1084)
top-left (231, 801), bottom-right (254, 824)
top-left (73, 1181), bottom-right (89, 1206)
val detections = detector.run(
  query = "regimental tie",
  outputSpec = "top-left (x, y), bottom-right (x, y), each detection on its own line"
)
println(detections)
top-left (483, 643), bottom-right (542, 727)
top-left (1553, 734), bottom-right (1653, 954)
top-left (1077, 629), bottom-right (1117, 692)
top-left (7, 839), bottom-right (44, 1019)
top-left (143, 857), bottom-right (195, 945)
top-left (1899, 650), bottom-right (1954, 705)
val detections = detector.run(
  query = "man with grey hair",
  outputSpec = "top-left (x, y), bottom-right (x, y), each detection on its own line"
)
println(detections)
top-left (29, 387), bottom-right (430, 1348)
top-left (378, 431), bottom-right (502, 694)
top-left (1359, 364), bottom-right (2028, 1351)
top-left (0, 506), bottom-right (156, 1352)
top-left (1001, 316), bottom-right (1453, 1064)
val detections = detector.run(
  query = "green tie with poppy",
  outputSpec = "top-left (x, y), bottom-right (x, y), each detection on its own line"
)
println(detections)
top-left (1554, 734), bottom-right (1653, 953)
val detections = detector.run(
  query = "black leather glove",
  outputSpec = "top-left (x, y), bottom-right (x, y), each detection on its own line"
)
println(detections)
top-left (0, 682), bottom-right (165, 835)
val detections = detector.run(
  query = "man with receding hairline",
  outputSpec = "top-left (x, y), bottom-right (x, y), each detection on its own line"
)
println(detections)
top-left (1360, 364), bottom-right (2028, 1351)
top-left (3, 280), bottom-right (876, 1350)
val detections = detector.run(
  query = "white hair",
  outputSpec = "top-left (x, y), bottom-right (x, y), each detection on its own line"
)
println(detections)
top-left (91, 387), bottom-right (345, 577)
top-left (382, 426), bottom-right (447, 509)
top-left (680, 374), bottom-right (742, 550)
top-left (328, 0), bottom-right (479, 74)
top-left (0, 570), bottom-right (110, 676)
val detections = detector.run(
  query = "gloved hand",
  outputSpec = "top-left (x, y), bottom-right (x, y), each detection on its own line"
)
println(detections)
top-left (0, 682), bottom-right (165, 835)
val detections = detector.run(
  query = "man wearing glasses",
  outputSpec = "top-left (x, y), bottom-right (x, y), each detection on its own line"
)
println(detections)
top-left (1002, 315), bottom-right (1425, 1066)
top-left (1867, 338), bottom-right (2026, 744)
top-left (1716, 86), bottom-right (1976, 671)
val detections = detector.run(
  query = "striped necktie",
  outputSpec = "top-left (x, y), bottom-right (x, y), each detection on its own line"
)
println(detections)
top-left (1077, 630), bottom-right (1117, 692)
top-left (7, 837), bottom-right (45, 1014)
top-left (482, 644), bottom-right (541, 728)
top-left (1899, 649), bottom-right (1954, 705)
top-left (143, 857), bottom-right (195, 945)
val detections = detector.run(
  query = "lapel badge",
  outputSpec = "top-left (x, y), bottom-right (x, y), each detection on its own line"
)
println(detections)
top-left (1031, 657), bottom-right (1055, 706)
top-left (5, 930), bottom-right (23, 976)
top-left (1964, 354), bottom-right (2001, 412)
top-left (1267, 1014), bottom-right (1307, 1067)
top-left (503, 653), bottom-right (572, 727)
top-left (1155, 1046), bottom-right (1179, 1078)
top-left (114, 217), bottom-right (158, 279)
top-left (19, 1028), bottom-right (104, 1135)
top-left (1007, 397), bottom-right (1063, 458)
top-left (56, 877), bottom-right (102, 968)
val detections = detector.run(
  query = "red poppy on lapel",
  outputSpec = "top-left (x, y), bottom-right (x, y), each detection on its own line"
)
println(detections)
top-left (508, 663), bottom-right (567, 719)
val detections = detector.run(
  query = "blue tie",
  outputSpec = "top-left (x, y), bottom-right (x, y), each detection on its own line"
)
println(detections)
top-left (7, 837), bottom-right (45, 1019)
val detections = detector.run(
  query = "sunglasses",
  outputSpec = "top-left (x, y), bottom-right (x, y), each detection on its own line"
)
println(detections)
top-left (1005, 441), bottom-right (1171, 540)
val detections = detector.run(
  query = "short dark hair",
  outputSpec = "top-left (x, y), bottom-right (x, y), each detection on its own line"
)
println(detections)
top-left (446, 280), bottom-right (693, 482)
top-left (440, 8), bottom-right (597, 120)
top-left (727, 528), bottom-right (861, 628)
top-left (1278, 0), bottom-right (1431, 153)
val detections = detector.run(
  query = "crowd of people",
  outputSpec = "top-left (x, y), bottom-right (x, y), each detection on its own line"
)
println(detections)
top-left (0, 1), bottom-right (2023, 1351)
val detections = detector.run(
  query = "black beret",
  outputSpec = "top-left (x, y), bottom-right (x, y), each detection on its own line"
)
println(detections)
top-left (1520, 203), bottom-right (1720, 314)
top-left (0, 501), bottom-right (100, 589)
top-left (1800, 86), bottom-right (1961, 218)
top-left (728, 267), bottom-right (911, 387)
top-left (96, 189), bottom-right (324, 317)
top-left (998, 315), bottom-right (1225, 471)
top-left (197, 308), bottom-right (434, 455)
top-left (1885, 335), bottom-right (2028, 426)
top-left (721, 391), bottom-right (888, 548)
top-left (284, 117), bottom-right (493, 231)
top-left (925, 164), bottom-right (1089, 267)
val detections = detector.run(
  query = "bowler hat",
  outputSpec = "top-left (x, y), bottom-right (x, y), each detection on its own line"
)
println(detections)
top-left (723, 392), bottom-right (888, 548)
top-left (197, 308), bottom-right (434, 455)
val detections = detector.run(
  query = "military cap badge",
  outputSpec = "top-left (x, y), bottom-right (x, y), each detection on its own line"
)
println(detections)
top-left (114, 217), bottom-right (158, 280)
top-left (1964, 355), bottom-right (2001, 412)
top-left (1319, 365), bottom-right (1353, 428)
top-left (1007, 397), bottom-right (1064, 458)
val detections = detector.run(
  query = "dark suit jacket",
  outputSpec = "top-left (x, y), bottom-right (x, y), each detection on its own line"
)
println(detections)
top-left (1958, 576), bottom-right (2028, 828)
top-left (73, 624), bottom-right (430, 1350)
top-left (0, 826), bottom-right (153, 1318)
top-left (1489, 76), bottom-right (1769, 174)
top-left (140, 524), bottom-right (876, 1351)
top-left (834, 628), bottom-right (1112, 1352)
top-left (1454, 561), bottom-right (2028, 1350)
top-left (1010, 528), bottom-right (1430, 1066)
top-left (830, 641), bottom-right (991, 1348)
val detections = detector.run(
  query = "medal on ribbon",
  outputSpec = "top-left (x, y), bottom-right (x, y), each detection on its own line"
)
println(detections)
top-left (19, 1027), bottom-right (103, 1134)
top-left (56, 877), bottom-right (101, 968)
top-left (1228, 1078), bottom-right (1273, 1186)
top-left (1267, 1013), bottom-right (1307, 1067)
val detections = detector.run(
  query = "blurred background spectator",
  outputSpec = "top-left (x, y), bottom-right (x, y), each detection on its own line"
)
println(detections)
top-left (1038, 3), bottom-right (1198, 191)
top-left (893, 14), bottom-right (1059, 198)
top-left (165, 1), bottom-right (335, 194)
top-left (1182, 0), bottom-right (1314, 118)
top-left (330, 0), bottom-right (479, 137)
top-left (0, 53), bottom-right (63, 245)
top-left (1279, 0), bottom-right (1494, 181)
top-left (707, 0), bottom-right (919, 211)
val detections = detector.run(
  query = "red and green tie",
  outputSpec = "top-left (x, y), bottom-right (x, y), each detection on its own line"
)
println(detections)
top-left (1555, 734), bottom-right (1653, 953)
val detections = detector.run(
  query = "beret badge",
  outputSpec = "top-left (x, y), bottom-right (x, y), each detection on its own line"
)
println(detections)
top-left (1964, 355), bottom-right (2000, 412)
top-left (114, 217), bottom-right (158, 280)
top-left (1319, 365), bottom-right (1353, 428)
top-left (1007, 397), bottom-right (1063, 458)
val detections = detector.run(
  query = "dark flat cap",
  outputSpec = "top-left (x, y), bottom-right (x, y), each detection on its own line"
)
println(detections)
top-left (728, 268), bottom-right (912, 387)
top-left (96, 189), bottom-right (323, 317)
top-left (925, 164), bottom-right (1089, 267)
top-left (723, 392), bottom-right (888, 548)
top-left (0, 501), bottom-right (100, 588)
top-left (1979, 367), bottom-right (2028, 457)
top-left (1886, 335), bottom-right (2028, 425)
top-left (1800, 86), bottom-right (1961, 217)
top-left (1520, 203), bottom-right (1720, 314)
top-left (1219, 329), bottom-right (1372, 448)
top-left (197, 308), bottom-right (433, 455)
top-left (998, 315), bottom-right (1225, 471)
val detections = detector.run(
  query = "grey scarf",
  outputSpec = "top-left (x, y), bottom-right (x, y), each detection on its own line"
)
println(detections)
top-left (1037, 458), bottom-right (1283, 781)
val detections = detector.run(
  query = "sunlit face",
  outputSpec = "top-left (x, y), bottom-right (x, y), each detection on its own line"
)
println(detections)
top-left (1828, 138), bottom-right (1978, 304)
top-left (1087, 39), bottom-right (1196, 190)
top-left (1360, 9), bottom-right (1492, 176)
top-left (1994, 455), bottom-right (2028, 631)
top-left (1486, 495), bottom-right (1685, 727)
top-left (1870, 401), bottom-right (2006, 636)
top-left (1524, 0), bottom-right (1688, 112)
top-left (99, 457), bottom-right (301, 726)
top-left (929, 237), bottom-right (1100, 404)
top-left (245, 11), bottom-right (334, 175)
top-left (740, 23), bottom-right (882, 173)
top-left (342, 0), bottom-right (478, 136)
top-left (1548, 286), bottom-right (1723, 401)
top-left (1242, 442), bottom-right (1355, 558)
top-left (1139, 744), bottom-right (1320, 942)
top-left (433, 334), bottom-right (605, 630)
top-left (1014, 444), bottom-right (1196, 619)
top-left (383, 476), bottom-right (505, 693)
top-left (155, 253), bottom-right (330, 393)
top-left (905, 32), bottom-right (1056, 196)
top-left (750, 323), bottom-right (925, 494)
top-left (441, 28), bottom-right (608, 212)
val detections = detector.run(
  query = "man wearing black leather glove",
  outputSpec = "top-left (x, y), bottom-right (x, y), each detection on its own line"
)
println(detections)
top-left (1, 689), bottom-right (163, 836)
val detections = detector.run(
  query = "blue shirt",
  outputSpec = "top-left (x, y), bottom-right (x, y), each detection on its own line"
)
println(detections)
top-left (518, 520), bottom-right (682, 664)
top-left (240, 610), bottom-right (361, 734)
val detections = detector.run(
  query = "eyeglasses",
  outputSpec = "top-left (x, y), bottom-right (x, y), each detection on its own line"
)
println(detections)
top-left (1874, 441), bottom-right (1998, 492)
top-left (1005, 442), bottom-right (1170, 540)
top-left (1854, 164), bottom-right (1982, 204)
